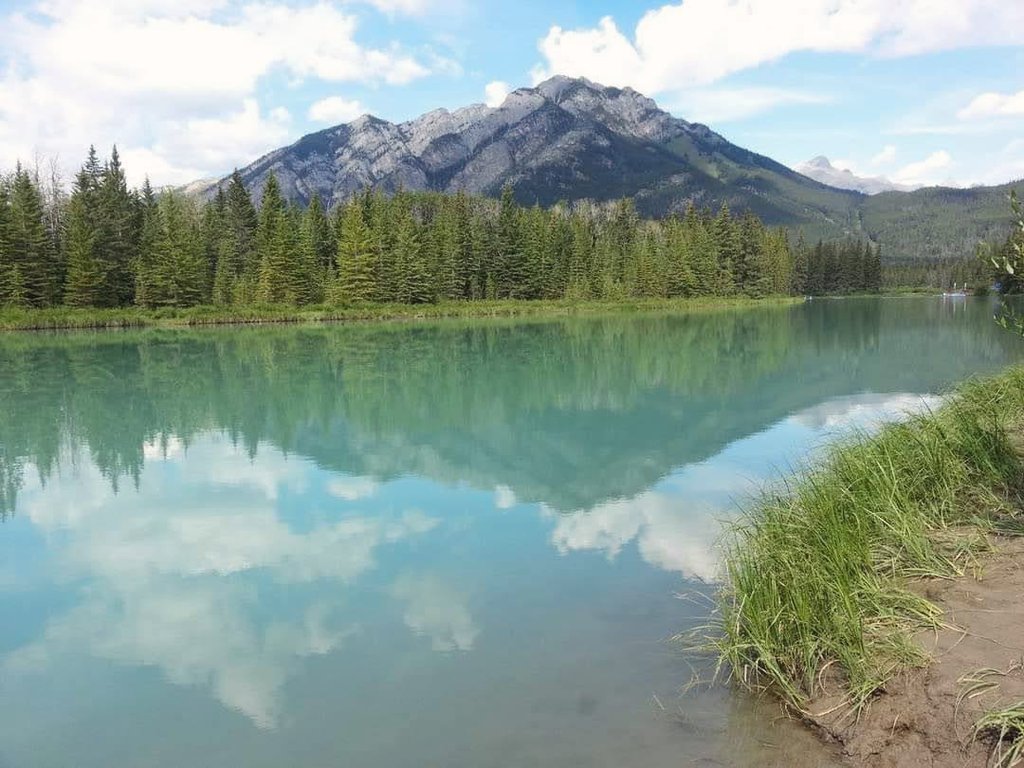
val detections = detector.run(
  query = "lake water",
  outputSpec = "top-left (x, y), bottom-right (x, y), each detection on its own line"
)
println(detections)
top-left (1, 297), bottom-right (1021, 768)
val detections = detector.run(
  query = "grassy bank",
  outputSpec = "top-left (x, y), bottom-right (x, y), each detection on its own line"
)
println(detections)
top-left (0, 296), bottom-right (801, 332)
top-left (714, 366), bottom-right (1024, 712)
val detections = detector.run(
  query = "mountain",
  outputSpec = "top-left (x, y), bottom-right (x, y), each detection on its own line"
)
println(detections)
top-left (205, 76), bottom-right (1019, 260)
top-left (213, 76), bottom-right (861, 242)
top-left (795, 156), bottom-right (911, 195)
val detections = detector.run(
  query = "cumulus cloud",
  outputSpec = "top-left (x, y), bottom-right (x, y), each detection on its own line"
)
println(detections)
top-left (533, 1), bottom-right (1024, 94)
top-left (483, 80), bottom-right (511, 108)
top-left (390, 573), bottom-right (479, 652)
top-left (0, 0), bottom-right (434, 184)
top-left (892, 149), bottom-right (954, 187)
top-left (6, 434), bottom-right (439, 727)
top-left (958, 88), bottom-right (1024, 120)
top-left (547, 491), bottom-right (723, 581)
top-left (308, 95), bottom-right (367, 125)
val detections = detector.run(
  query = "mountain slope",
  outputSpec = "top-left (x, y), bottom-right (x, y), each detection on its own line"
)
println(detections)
top-left (796, 156), bottom-right (911, 195)
top-left (210, 76), bottom-right (1019, 259)
top-left (859, 182), bottom-right (1019, 261)
top-left (220, 76), bottom-right (861, 242)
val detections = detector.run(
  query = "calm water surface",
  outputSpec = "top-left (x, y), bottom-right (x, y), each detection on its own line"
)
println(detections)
top-left (1, 297), bottom-right (1020, 768)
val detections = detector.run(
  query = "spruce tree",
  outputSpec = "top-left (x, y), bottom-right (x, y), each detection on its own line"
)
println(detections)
top-left (713, 204), bottom-right (739, 295)
top-left (8, 166), bottom-right (57, 306)
top-left (496, 185), bottom-right (525, 298)
top-left (63, 160), bottom-right (104, 307)
top-left (0, 180), bottom-right (12, 306)
top-left (300, 195), bottom-right (332, 303)
top-left (394, 210), bottom-right (432, 304)
top-left (256, 173), bottom-right (289, 304)
top-left (151, 191), bottom-right (205, 307)
top-left (214, 171), bottom-right (258, 305)
top-left (334, 199), bottom-right (376, 304)
top-left (134, 178), bottom-right (162, 307)
top-left (96, 146), bottom-right (138, 306)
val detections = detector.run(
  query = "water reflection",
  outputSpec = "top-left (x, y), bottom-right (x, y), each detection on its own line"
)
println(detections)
top-left (5, 437), bottom-right (438, 728)
top-left (0, 298), bottom-right (1020, 767)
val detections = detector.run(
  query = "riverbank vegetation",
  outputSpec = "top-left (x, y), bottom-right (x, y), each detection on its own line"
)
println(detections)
top-left (0, 147), bottom-right (881, 321)
top-left (714, 366), bottom-right (1024, 712)
top-left (0, 295), bottom-right (801, 331)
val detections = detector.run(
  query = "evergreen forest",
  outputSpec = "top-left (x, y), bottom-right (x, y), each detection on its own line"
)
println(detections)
top-left (0, 147), bottom-right (883, 311)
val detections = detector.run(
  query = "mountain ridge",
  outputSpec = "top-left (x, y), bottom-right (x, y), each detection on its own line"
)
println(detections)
top-left (209, 76), bottom-right (862, 242)
top-left (795, 156), bottom-right (912, 195)
top-left (201, 76), bottom-right (1018, 259)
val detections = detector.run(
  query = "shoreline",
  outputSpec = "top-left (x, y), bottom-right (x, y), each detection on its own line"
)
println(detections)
top-left (714, 367), bottom-right (1024, 767)
top-left (807, 535), bottom-right (1024, 767)
top-left (0, 296), bottom-right (802, 333)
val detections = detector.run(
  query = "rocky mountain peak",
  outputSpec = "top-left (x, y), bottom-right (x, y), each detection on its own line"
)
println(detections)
top-left (209, 76), bottom-right (862, 238)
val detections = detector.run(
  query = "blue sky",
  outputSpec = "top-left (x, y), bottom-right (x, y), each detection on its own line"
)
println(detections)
top-left (0, 0), bottom-right (1022, 188)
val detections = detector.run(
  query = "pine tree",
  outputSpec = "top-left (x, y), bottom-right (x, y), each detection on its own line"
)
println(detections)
top-left (0, 180), bottom-right (12, 306)
top-left (394, 210), bottom-right (432, 304)
top-left (334, 199), bottom-right (376, 304)
top-left (214, 171), bottom-right (259, 305)
top-left (149, 191), bottom-right (206, 307)
top-left (300, 195), bottom-right (332, 303)
top-left (792, 232), bottom-right (809, 295)
top-left (134, 178), bottom-right (162, 307)
top-left (429, 196), bottom-right (461, 301)
top-left (63, 159), bottom-right (104, 308)
top-left (495, 185), bottom-right (525, 298)
top-left (255, 173), bottom-right (299, 305)
top-left (96, 146), bottom-right (139, 306)
top-left (687, 207), bottom-right (718, 296)
top-left (713, 204), bottom-right (739, 295)
top-left (8, 166), bottom-right (58, 306)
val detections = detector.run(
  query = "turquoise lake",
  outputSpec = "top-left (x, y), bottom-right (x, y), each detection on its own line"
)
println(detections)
top-left (1, 297), bottom-right (1021, 767)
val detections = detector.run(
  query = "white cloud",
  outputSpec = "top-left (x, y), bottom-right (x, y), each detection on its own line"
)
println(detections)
top-left (958, 88), bottom-right (1024, 120)
top-left (483, 80), bottom-right (511, 108)
top-left (6, 434), bottom-right (439, 727)
top-left (872, 144), bottom-right (898, 165)
top-left (359, 0), bottom-right (435, 15)
top-left (390, 573), bottom-right (479, 652)
top-left (308, 95), bottom-right (367, 124)
top-left (790, 392), bottom-right (943, 431)
top-left (0, 0), bottom-right (433, 184)
top-left (892, 149), bottom-right (954, 187)
top-left (671, 87), bottom-right (830, 123)
top-left (534, 1), bottom-right (1024, 94)
top-left (547, 491), bottom-right (723, 581)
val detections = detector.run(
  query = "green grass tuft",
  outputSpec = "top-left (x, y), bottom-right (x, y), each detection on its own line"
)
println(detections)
top-left (713, 367), bottom-right (1024, 713)
top-left (974, 702), bottom-right (1024, 768)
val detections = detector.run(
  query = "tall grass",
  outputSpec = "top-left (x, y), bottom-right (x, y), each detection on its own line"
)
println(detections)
top-left (715, 367), bottom-right (1024, 711)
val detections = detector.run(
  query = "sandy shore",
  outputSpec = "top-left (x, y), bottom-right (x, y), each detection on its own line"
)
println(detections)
top-left (805, 536), bottom-right (1024, 767)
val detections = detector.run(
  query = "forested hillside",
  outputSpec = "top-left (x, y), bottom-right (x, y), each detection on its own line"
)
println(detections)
top-left (859, 183), bottom-right (1018, 262)
top-left (0, 147), bottom-right (880, 313)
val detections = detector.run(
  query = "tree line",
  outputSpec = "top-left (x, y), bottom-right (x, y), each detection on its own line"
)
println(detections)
top-left (0, 146), bottom-right (882, 310)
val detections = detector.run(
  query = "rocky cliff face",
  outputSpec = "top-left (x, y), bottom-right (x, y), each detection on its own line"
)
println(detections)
top-left (211, 76), bottom-right (861, 238)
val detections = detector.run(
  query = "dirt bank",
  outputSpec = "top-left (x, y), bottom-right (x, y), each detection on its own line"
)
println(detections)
top-left (806, 536), bottom-right (1024, 767)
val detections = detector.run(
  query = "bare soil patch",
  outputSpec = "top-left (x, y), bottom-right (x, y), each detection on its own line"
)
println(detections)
top-left (806, 537), bottom-right (1024, 767)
